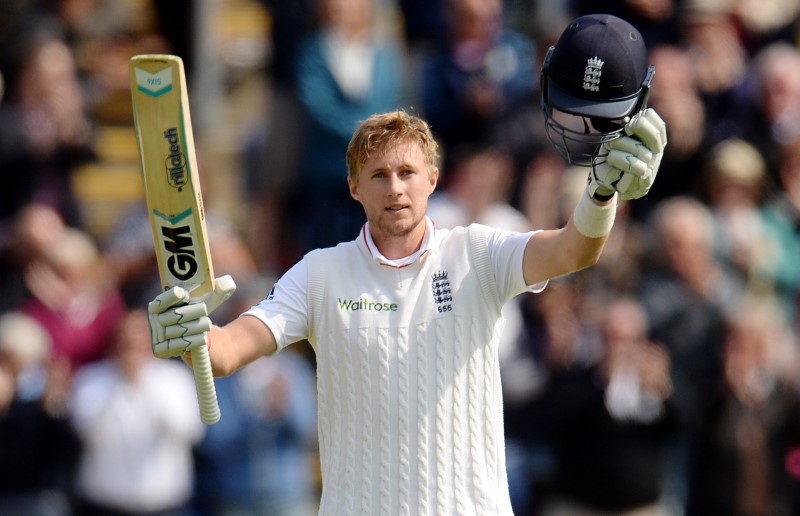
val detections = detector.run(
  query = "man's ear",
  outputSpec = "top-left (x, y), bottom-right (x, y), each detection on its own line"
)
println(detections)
top-left (348, 175), bottom-right (360, 201)
top-left (429, 167), bottom-right (439, 193)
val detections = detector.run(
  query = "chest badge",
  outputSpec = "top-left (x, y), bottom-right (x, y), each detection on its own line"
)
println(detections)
top-left (432, 270), bottom-right (452, 313)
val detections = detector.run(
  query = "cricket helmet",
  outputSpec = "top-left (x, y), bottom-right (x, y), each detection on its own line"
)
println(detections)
top-left (541, 14), bottom-right (655, 165)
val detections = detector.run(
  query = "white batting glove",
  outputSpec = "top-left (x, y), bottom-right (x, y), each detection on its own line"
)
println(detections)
top-left (147, 275), bottom-right (237, 359)
top-left (589, 108), bottom-right (667, 200)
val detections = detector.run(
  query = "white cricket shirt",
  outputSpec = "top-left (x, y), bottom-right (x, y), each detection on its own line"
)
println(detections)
top-left (245, 218), bottom-right (543, 515)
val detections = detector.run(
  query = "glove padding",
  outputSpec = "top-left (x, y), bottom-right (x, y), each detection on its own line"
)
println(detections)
top-left (589, 108), bottom-right (667, 200)
top-left (148, 275), bottom-right (237, 358)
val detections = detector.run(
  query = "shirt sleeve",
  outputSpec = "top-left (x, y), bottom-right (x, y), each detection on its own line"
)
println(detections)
top-left (243, 259), bottom-right (310, 351)
top-left (485, 227), bottom-right (547, 302)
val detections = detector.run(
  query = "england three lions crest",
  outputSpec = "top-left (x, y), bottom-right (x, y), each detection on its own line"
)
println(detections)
top-left (431, 270), bottom-right (452, 313)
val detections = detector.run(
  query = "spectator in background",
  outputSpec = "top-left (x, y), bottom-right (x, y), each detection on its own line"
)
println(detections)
top-left (681, 2), bottom-right (749, 145)
top-left (686, 294), bottom-right (800, 516)
top-left (0, 311), bottom-right (77, 516)
top-left (700, 138), bottom-right (800, 318)
top-left (69, 309), bottom-right (205, 515)
top-left (0, 203), bottom-right (66, 313)
top-left (536, 296), bottom-right (675, 516)
top-left (638, 196), bottom-right (739, 511)
top-left (20, 227), bottom-right (126, 374)
top-left (0, 14), bottom-right (95, 228)
top-left (290, 0), bottom-right (406, 253)
top-left (419, 0), bottom-right (539, 174)
top-left (737, 42), bottom-right (800, 178)
top-left (640, 194), bottom-right (735, 383)
top-left (640, 196), bottom-right (741, 343)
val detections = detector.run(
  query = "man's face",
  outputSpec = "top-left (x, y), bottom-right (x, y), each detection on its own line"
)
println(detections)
top-left (348, 139), bottom-right (438, 241)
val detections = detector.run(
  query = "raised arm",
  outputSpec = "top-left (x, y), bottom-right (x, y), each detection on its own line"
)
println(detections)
top-left (522, 193), bottom-right (613, 285)
top-left (524, 108), bottom-right (667, 285)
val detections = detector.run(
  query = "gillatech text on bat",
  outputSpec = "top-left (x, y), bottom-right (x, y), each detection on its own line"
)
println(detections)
top-left (163, 128), bottom-right (187, 189)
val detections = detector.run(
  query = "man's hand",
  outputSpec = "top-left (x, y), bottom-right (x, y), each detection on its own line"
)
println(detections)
top-left (147, 275), bottom-right (236, 358)
top-left (589, 108), bottom-right (667, 200)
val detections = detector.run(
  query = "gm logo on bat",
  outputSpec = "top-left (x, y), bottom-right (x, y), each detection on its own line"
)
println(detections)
top-left (153, 208), bottom-right (205, 287)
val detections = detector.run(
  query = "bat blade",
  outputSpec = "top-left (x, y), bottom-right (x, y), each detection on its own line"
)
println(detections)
top-left (130, 54), bottom-right (220, 424)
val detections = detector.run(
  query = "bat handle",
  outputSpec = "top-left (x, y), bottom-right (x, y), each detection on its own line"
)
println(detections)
top-left (191, 343), bottom-right (220, 424)
top-left (187, 275), bottom-right (235, 424)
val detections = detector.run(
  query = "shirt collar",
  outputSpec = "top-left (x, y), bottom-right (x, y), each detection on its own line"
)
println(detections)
top-left (362, 217), bottom-right (437, 268)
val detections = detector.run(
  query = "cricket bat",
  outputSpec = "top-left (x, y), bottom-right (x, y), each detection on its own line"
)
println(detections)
top-left (129, 54), bottom-right (223, 424)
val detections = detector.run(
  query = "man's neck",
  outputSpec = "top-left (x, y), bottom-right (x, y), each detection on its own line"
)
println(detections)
top-left (377, 234), bottom-right (425, 261)
top-left (365, 218), bottom-right (433, 265)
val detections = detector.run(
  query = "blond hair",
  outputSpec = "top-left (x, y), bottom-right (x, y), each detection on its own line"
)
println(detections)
top-left (346, 111), bottom-right (439, 181)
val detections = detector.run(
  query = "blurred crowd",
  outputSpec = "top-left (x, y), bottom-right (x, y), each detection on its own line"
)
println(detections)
top-left (2, 0), bottom-right (800, 515)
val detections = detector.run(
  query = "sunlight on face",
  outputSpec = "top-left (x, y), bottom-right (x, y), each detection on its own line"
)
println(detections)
top-left (348, 140), bottom-right (438, 242)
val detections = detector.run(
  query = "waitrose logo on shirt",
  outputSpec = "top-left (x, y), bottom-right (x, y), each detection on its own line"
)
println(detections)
top-left (338, 297), bottom-right (398, 312)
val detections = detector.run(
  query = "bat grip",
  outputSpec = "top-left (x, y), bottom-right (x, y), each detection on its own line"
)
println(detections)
top-left (191, 343), bottom-right (220, 424)
top-left (187, 275), bottom-right (234, 424)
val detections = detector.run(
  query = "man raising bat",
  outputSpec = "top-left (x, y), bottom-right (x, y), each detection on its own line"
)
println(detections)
top-left (147, 13), bottom-right (666, 514)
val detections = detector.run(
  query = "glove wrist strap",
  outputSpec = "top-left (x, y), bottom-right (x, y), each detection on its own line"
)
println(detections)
top-left (591, 190), bottom-right (615, 202)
